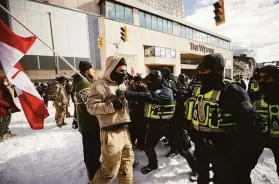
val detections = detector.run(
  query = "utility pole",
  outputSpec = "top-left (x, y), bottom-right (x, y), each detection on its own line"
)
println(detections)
top-left (47, 12), bottom-right (58, 75)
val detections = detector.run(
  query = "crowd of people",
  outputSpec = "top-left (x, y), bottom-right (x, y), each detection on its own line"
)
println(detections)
top-left (0, 53), bottom-right (279, 184)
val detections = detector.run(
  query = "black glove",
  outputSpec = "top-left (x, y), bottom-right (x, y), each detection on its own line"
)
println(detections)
top-left (112, 98), bottom-right (127, 110)
top-left (116, 89), bottom-right (125, 97)
top-left (115, 89), bottom-right (128, 107)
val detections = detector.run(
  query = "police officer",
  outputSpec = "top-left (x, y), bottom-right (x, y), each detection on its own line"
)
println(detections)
top-left (248, 68), bottom-right (261, 101)
top-left (123, 70), bottom-right (175, 174)
top-left (184, 53), bottom-right (264, 184)
top-left (253, 65), bottom-right (279, 177)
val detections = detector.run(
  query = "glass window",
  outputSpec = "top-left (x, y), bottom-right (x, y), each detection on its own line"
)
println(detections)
top-left (185, 27), bottom-right (189, 38)
top-left (150, 47), bottom-right (155, 56)
top-left (204, 34), bottom-right (208, 44)
top-left (177, 25), bottom-right (181, 37)
top-left (139, 12), bottom-right (145, 27)
top-left (181, 26), bottom-right (186, 38)
top-left (146, 14), bottom-right (151, 29)
top-left (158, 17), bottom-right (163, 32)
top-left (155, 47), bottom-right (161, 57)
top-left (124, 7), bottom-right (133, 24)
top-left (106, 1), bottom-right (115, 19)
top-left (188, 28), bottom-right (193, 39)
top-left (171, 49), bottom-right (176, 58)
top-left (163, 19), bottom-right (168, 33)
top-left (167, 21), bottom-right (172, 34)
top-left (152, 15), bottom-right (158, 30)
top-left (166, 48), bottom-right (171, 58)
top-left (161, 47), bottom-right (166, 57)
top-left (193, 30), bottom-right (197, 41)
top-left (115, 4), bottom-right (124, 22)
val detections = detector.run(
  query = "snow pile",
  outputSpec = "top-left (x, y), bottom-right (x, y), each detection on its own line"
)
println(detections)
top-left (0, 100), bottom-right (278, 184)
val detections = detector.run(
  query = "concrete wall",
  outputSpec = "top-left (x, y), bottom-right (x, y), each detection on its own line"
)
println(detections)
top-left (9, 0), bottom-right (90, 57)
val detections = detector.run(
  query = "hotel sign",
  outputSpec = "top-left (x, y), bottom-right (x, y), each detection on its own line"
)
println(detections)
top-left (190, 43), bottom-right (214, 54)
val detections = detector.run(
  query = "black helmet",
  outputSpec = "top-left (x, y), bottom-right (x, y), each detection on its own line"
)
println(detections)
top-left (145, 70), bottom-right (163, 90)
top-left (178, 73), bottom-right (186, 81)
top-left (198, 53), bottom-right (225, 74)
top-left (161, 67), bottom-right (171, 79)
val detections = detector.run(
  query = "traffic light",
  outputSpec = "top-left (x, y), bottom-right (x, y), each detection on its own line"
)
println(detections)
top-left (213, 0), bottom-right (225, 26)
top-left (98, 36), bottom-right (104, 49)
top-left (120, 26), bottom-right (128, 42)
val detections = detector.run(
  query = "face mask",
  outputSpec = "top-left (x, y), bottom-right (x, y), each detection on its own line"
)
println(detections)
top-left (4, 82), bottom-right (8, 86)
top-left (259, 82), bottom-right (278, 98)
top-left (110, 71), bottom-right (126, 84)
top-left (197, 72), bottom-right (215, 85)
top-left (147, 82), bottom-right (153, 90)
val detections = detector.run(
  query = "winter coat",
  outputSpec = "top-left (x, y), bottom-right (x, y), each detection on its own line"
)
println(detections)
top-left (72, 74), bottom-right (99, 134)
top-left (0, 84), bottom-right (20, 117)
top-left (53, 81), bottom-right (68, 106)
top-left (86, 56), bottom-right (131, 128)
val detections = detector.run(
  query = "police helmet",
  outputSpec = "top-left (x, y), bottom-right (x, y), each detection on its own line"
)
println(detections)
top-left (146, 70), bottom-right (163, 90)
top-left (198, 53), bottom-right (225, 74)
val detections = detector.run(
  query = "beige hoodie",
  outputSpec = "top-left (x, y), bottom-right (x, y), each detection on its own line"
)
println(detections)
top-left (86, 56), bottom-right (131, 128)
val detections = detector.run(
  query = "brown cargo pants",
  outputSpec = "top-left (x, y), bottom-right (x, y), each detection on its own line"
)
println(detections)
top-left (54, 102), bottom-right (66, 126)
top-left (91, 128), bottom-right (134, 184)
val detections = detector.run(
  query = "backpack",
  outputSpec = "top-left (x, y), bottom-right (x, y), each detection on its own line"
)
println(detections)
top-left (47, 81), bottom-right (60, 101)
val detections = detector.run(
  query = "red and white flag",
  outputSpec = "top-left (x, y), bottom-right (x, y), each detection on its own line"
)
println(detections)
top-left (0, 20), bottom-right (49, 130)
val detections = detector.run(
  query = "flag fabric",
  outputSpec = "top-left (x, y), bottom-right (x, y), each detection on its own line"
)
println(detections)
top-left (0, 20), bottom-right (49, 130)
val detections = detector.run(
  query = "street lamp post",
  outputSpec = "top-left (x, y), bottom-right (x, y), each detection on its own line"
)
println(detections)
top-left (47, 12), bottom-right (58, 75)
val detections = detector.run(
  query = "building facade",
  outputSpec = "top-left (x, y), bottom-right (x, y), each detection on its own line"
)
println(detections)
top-left (136, 0), bottom-right (184, 19)
top-left (1, 0), bottom-right (233, 80)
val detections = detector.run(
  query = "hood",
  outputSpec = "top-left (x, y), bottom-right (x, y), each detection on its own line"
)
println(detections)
top-left (103, 56), bottom-right (124, 82)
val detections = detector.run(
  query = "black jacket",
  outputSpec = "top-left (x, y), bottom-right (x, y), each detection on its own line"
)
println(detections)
top-left (125, 86), bottom-right (174, 105)
top-left (129, 86), bottom-right (146, 118)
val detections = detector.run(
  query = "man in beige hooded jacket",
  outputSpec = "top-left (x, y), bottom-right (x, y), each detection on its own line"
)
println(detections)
top-left (86, 56), bottom-right (134, 184)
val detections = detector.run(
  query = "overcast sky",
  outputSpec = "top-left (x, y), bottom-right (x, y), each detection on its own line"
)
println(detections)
top-left (184, 0), bottom-right (279, 63)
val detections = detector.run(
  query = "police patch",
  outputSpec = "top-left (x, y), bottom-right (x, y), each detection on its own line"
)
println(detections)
top-left (241, 101), bottom-right (253, 111)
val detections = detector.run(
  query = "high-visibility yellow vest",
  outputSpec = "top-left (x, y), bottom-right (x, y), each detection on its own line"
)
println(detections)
top-left (250, 80), bottom-right (260, 92)
top-left (254, 99), bottom-right (279, 137)
top-left (185, 85), bottom-right (237, 133)
top-left (144, 103), bottom-right (175, 120)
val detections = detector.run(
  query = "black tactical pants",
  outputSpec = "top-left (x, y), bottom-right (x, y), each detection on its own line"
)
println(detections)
top-left (169, 118), bottom-right (197, 173)
top-left (193, 132), bottom-right (238, 184)
top-left (129, 112), bottom-right (147, 150)
top-left (82, 131), bottom-right (101, 181)
top-left (144, 120), bottom-right (170, 168)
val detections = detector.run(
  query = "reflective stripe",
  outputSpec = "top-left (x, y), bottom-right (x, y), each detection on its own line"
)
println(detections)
top-left (145, 103), bottom-right (175, 120)
top-left (254, 99), bottom-right (279, 136)
top-left (250, 81), bottom-right (260, 92)
top-left (185, 83), bottom-right (236, 133)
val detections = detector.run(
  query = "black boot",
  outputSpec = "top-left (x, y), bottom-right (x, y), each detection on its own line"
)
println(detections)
top-left (141, 164), bottom-right (158, 174)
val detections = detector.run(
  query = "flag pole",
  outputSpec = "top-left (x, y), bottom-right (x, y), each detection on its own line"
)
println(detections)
top-left (0, 4), bottom-right (86, 80)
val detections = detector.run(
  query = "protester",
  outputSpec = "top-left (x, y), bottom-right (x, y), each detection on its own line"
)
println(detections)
top-left (49, 76), bottom-right (68, 128)
top-left (0, 77), bottom-right (20, 142)
top-left (72, 61), bottom-right (101, 183)
top-left (87, 56), bottom-right (134, 184)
